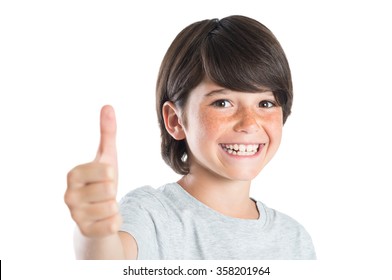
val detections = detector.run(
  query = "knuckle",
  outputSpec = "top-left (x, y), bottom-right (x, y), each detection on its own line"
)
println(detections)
top-left (107, 200), bottom-right (118, 214)
top-left (67, 167), bottom-right (80, 183)
top-left (107, 224), bottom-right (117, 235)
top-left (70, 210), bottom-right (83, 224)
top-left (64, 190), bottom-right (76, 207)
top-left (106, 216), bottom-right (120, 234)
top-left (102, 183), bottom-right (116, 198)
top-left (79, 225), bottom-right (92, 237)
top-left (102, 164), bottom-right (115, 180)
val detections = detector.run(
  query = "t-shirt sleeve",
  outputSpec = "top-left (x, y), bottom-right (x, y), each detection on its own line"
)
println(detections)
top-left (268, 207), bottom-right (317, 260)
top-left (118, 187), bottom-right (168, 259)
top-left (297, 225), bottom-right (317, 259)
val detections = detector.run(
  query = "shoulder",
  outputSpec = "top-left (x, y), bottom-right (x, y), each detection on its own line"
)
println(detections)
top-left (119, 185), bottom-right (162, 208)
top-left (120, 185), bottom-right (158, 202)
top-left (119, 183), bottom-right (180, 212)
top-left (259, 202), bottom-right (317, 259)
top-left (260, 202), bottom-right (307, 231)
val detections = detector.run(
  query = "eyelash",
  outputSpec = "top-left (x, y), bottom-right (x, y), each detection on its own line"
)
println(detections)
top-left (211, 99), bottom-right (232, 108)
top-left (211, 99), bottom-right (277, 108)
top-left (259, 100), bottom-right (276, 108)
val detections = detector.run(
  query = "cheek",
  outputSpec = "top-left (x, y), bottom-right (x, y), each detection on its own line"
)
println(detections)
top-left (183, 108), bottom-right (224, 147)
top-left (197, 111), bottom-right (230, 140)
top-left (264, 114), bottom-right (283, 147)
top-left (200, 113), bottom-right (222, 129)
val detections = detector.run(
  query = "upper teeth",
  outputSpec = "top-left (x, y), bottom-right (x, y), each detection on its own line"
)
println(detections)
top-left (222, 144), bottom-right (259, 152)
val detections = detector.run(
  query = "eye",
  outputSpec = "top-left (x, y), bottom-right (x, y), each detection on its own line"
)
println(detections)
top-left (259, 100), bottom-right (276, 108)
top-left (212, 99), bottom-right (232, 108)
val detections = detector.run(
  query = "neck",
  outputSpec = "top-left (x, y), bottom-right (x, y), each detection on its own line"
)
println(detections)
top-left (177, 172), bottom-right (259, 219)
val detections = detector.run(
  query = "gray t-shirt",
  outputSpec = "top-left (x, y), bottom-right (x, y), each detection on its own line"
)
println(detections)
top-left (119, 182), bottom-right (316, 260)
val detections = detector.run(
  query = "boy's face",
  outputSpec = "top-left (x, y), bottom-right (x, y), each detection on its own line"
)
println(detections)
top-left (179, 78), bottom-right (283, 182)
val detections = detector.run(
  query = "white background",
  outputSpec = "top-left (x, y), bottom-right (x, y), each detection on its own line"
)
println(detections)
top-left (1, 0), bottom-right (391, 279)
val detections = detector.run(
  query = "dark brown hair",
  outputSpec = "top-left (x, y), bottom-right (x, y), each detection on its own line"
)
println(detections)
top-left (156, 15), bottom-right (293, 174)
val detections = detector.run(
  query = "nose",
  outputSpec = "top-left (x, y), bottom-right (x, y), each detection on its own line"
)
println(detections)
top-left (233, 108), bottom-right (260, 134)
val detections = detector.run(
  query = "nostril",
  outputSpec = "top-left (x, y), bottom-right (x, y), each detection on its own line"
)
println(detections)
top-left (233, 117), bottom-right (260, 133)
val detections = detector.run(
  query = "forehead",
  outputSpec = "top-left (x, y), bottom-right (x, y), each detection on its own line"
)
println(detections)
top-left (191, 78), bottom-right (273, 97)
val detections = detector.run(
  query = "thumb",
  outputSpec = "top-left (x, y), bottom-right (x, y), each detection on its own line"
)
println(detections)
top-left (95, 105), bottom-right (118, 170)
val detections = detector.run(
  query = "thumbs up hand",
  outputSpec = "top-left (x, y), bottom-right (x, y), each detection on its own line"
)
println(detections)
top-left (95, 105), bottom-right (118, 173)
top-left (65, 105), bottom-right (122, 238)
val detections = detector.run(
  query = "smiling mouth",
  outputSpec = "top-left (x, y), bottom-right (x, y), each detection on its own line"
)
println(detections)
top-left (220, 143), bottom-right (264, 156)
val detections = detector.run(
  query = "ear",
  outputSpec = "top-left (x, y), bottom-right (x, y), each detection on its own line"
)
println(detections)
top-left (162, 101), bottom-right (186, 140)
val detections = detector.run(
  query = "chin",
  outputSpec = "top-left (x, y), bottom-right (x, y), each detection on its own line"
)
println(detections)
top-left (225, 169), bottom-right (261, 182)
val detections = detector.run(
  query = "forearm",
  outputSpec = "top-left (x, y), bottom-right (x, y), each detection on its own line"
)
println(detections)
top-left (73, 227), bottom-right (125, 260)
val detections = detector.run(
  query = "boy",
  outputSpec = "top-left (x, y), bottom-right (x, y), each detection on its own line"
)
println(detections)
top-left (65, 15), bottom-right (316, 259)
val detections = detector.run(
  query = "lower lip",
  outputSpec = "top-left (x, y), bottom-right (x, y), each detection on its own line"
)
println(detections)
top-left (220, 144), bottom-right (265, 158)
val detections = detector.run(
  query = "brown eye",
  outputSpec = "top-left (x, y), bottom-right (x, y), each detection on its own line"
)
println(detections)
top-left (259, 100), bottom-right (275, 108)
top-left (212, 100), bottom-right (231, 108)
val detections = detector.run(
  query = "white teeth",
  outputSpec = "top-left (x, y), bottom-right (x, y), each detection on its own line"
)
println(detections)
top-left (221, 143), bottom-right (261, 156)
top-left (237, 151), bottom-right (254, 156)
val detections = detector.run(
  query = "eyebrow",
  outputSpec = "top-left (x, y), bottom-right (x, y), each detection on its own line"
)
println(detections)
top-left (205, 88), bottom-right (273, 97)
top-left (205, 88), bottom-right (228, 97)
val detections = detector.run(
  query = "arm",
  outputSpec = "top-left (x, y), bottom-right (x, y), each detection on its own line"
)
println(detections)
top-left (64, 105), bottom-right (138, 259)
